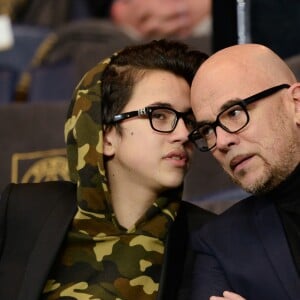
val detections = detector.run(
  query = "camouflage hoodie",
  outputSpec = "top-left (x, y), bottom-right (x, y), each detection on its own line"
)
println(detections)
top-left (42, 57), bottom-right (181, 299)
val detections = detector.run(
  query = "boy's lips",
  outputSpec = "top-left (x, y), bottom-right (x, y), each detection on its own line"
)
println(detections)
top-left (163, 150), bottom-right (189, 165)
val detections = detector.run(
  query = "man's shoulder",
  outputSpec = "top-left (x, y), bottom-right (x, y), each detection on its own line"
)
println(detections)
top-left (220, 194), bottom-right (257, 216)
top-left (196, 195), bottom-right (258, 237)
top-left (181, 200), bottom-right (216, 229)
top-left (181, 200), bottom-right (215, 216)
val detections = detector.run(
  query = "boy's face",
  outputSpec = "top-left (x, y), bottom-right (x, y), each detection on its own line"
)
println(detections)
top-left (105, 70), bottom-right (193, 192)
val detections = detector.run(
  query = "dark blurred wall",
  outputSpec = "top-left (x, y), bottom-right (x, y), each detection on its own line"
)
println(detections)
top-left (213, 0), bottom-right (300, 59)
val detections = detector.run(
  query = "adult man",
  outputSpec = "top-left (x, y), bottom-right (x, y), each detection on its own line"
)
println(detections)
top-left (188, 43), bottom-right (300, 299)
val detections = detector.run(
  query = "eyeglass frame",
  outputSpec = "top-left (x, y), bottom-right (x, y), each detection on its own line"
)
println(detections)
top-left (188, 83), bottom-right (291, 152)
top-left (110, 105), bottom-right (196, 133)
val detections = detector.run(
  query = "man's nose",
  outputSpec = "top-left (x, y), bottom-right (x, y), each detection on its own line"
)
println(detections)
top-left (215, 125), bottom-right (239, 150)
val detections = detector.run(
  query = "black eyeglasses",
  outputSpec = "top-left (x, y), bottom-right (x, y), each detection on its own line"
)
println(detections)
top-left (111, 106), bottom-right (196, 133)
top-left (188, 83), bottom-right (290, 152)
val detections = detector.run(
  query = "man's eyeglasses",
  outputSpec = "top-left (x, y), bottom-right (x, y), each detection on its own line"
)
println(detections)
top-left (188, 83), bottom-right (290, 152)
top-left (111, 106), bottom-right (196, 133)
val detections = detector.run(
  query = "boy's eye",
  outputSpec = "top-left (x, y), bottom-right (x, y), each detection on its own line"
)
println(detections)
top-left (152, 112), bottom-right (166, 120)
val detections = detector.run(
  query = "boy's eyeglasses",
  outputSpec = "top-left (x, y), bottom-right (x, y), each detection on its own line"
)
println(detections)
top-left (111, 106), bottom-right (196, 133)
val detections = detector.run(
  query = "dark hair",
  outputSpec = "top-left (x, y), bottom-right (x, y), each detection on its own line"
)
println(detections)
top-left (101, 39), bottom-right (208, 126)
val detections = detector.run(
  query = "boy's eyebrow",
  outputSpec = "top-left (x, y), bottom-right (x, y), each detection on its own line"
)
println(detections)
top-left (148, 101), bottom-right (172, 107)
top-left (149, 101), bottom-right (193, 113)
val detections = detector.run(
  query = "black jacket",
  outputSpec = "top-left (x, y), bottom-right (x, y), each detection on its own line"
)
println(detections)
top-left (0, 181), bottom-right (214, 300)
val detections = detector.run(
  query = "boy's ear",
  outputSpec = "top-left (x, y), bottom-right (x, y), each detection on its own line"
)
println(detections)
top-left (103, 127), bottom-right (117, 156)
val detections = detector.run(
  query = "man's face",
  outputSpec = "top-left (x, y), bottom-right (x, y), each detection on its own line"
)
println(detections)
top-left (106, 70), bottom-right (194, 193)
top-left (191, 67), bottom-right (299, 194)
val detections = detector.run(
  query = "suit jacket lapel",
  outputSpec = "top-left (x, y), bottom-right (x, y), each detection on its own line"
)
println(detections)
top-left (17, 184), bottom-right (77, 300)
top-left (157, 203), bottom-right (188, 300)
top-left (255, 198), bottom-right (300, 300)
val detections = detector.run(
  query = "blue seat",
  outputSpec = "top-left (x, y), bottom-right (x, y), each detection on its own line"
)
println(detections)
top-left (0, 25), bottom-right (51, 102)
top-left (0, 68), bottom-right (17, 103)
top-left (29, 60), bottom-right (77, 102)
top-left (0, 101), bottom-right (69, 191)
top-left (183, 150), bottom-right (248, 214)
top-left (0, 25), bottom-right (50, 74)
top-left (13, 20), bottom-right (132, 102)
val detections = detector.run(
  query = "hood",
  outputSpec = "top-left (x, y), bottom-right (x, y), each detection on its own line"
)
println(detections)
top-left (64, 55), bottom-right (182, 227)
top-left (64, 57), bottom-right (112, 214)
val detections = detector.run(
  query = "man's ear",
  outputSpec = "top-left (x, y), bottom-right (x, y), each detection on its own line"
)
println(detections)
top-left (290, 83), bottom-right (300, 125)
top-left (103, 126), bottom-right (117, 157)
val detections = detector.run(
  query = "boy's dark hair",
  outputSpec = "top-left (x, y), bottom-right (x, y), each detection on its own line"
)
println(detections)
top-left (102, 39), bottom-right (208, 126)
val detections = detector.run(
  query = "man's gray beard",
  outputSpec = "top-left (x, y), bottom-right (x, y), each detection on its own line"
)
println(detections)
top-left (230, 162), bottom-right (294, 196)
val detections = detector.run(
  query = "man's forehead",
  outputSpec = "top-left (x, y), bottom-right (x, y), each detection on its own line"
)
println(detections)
top-left (191, 79), bottom-right (244, 122)
top-left (191, 90), bottom-right (222, 121)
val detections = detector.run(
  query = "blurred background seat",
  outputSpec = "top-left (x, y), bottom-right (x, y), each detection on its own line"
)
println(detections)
top-left (0, 101), bottom-right (70, 189)
top-left (183, 151), bottom-right (247, 214)
top-left (0, 25), bottom-right (51, 103)
top-left (13, 20), bottom-right (133, 102)
top-left (27, 61), bottom-right (77, 102)
top-left (0, 24), bottom-right (51, 77)
top-left (0, 67), bottom-right (17, 103)
top-left (6, 16), bottom-right (211, 103)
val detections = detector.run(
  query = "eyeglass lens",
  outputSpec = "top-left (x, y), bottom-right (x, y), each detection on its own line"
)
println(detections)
top-left (150, 108), bottom-right (177, 132)
top-left (150, 107), bottom-right (194, 133)
top-left (219, 104), bottom-right (249, 132)
top-left (190, 104), bottom-right (250, 151)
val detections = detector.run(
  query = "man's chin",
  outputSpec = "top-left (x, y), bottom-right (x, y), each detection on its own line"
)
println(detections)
top-left (231, 171), bottom-right (269, 195)
top-left (239, 173), bottom-right (281, 195)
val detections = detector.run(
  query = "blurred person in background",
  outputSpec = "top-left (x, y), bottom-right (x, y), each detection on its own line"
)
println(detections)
top-left (107, 0), bottom-right (211, 40)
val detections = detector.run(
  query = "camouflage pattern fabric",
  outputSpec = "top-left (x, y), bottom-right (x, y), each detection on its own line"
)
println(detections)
top-left (41, 56), bottom-right (182, 299)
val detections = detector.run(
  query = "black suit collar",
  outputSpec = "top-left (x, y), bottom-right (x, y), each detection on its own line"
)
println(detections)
top-left (254, 197), bottom-right (300, 300)
top-left (17, 183), bottom-right (77, 300)
top-left (157, 203), bottom-right (189, 300)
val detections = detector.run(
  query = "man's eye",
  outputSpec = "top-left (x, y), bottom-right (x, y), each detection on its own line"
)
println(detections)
top-left (225, 107), bottom-right (243, 118)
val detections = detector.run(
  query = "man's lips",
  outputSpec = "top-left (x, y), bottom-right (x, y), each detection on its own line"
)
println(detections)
top-left (229, 154), bottom-right (254, 171)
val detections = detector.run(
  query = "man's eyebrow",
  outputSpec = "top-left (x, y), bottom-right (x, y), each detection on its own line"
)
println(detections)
top-left (219, 98), bottom-right (242, 111)
top-left (195, 98), bottom-right (242, 126)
